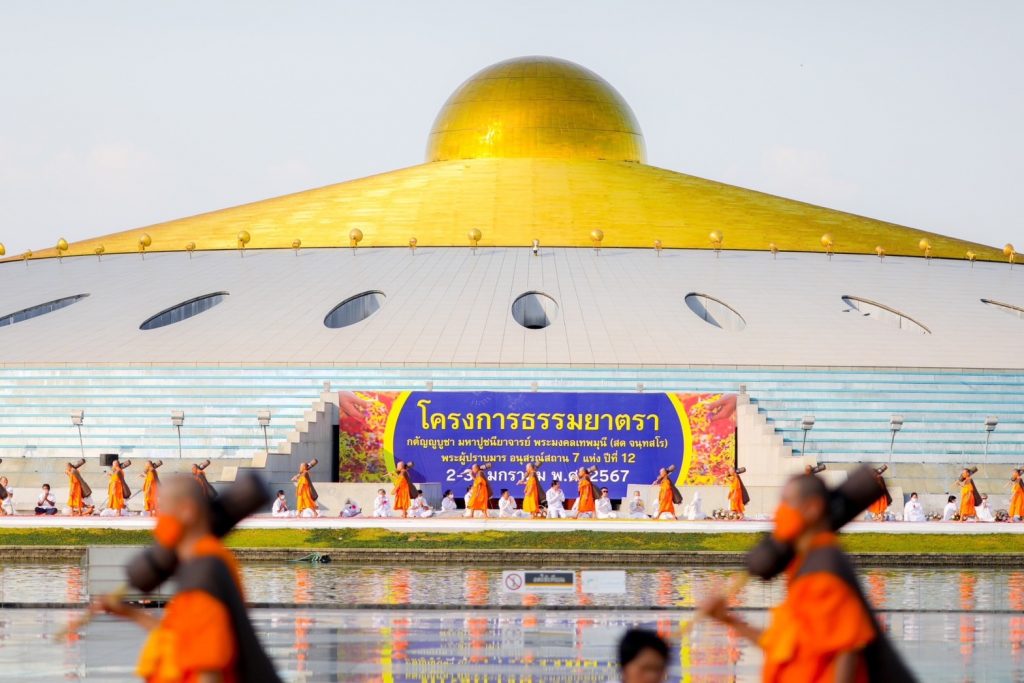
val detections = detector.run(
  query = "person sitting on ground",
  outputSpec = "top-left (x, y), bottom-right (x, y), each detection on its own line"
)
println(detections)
top-left (627, 490), bottom-right (648, 519)
top-left (616, 628), bottom-right (670, 683)
top-left (498, 488), bottom-right (522, 518)
top-left (340, 498), bottom-right (361, 518)
top-left (546, 481), bottom-right (568, 519)
top-left (372, 489), bottom-right (391, 518)
top-left (903, 492), bottom-right (926, 522)
top-left (410, 490), bottom-right (434, 518)
top-left (596, 487), bottom-right (617, 519)
top-left (35, 483), bottom-right (58, 516)
top-left (976, 493), bottom-right (996, 522)
top-left (0, 477), bottom-right (13, 516)
top-left (942, 495), bottom-right (958, 521)
top-left (440, 489), bottom-right (459, 516)
top-left (271, 490), bottom-right (293, 518)
top-left (683, 490), bottom-right (706, 520)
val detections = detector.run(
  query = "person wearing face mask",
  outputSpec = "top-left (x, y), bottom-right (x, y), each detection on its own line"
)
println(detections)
top-left (699, 473), bottom-right (916, 683)
top-left (903, 492), bottom-right (926, 523)
top-left (92, 475), bottom-right (282, 682)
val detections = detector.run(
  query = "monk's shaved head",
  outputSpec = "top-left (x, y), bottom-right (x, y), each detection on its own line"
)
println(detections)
top-left (787, 473), bottom-right (828, 503)
top-left (160, 475), bottom-right (210, 518)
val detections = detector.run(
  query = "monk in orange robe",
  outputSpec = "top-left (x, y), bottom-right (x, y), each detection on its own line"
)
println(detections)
top-left (573, 467), bottom-right (597, 519)
top-left (727, 468), bottom-right (746, 518)
top-left (94, 475), bottom-right (281, 682)
top-left (1010, 470), bottom-right (1024, 521)
top-left (867, 468), bottom-right (892, 521)
top-left (107, 459), bottom-right (130, 514)
top-left (66, 461), bottom-right (94, 516)
top-left (293, 462), bottom-right (320, 518)
top-left (141, 461), bottom-right (160, 516)
top-left (391, 461), bottom-right (411, 518)
top-left (465, 464), bottom-right (492, 518)
top-left (654, 468), bottom-right (677, 520)
top-left (518, 462), bottom-right (543, 518)
top-left (959, 469), bottom-right (979, 521)
top-left (700, 474), bottom-right (917, 683)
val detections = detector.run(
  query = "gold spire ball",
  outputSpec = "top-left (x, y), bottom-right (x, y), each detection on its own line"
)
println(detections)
top-left (427, 56), bottom-right (645, 163)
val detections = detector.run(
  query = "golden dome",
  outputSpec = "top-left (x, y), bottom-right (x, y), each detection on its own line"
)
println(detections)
top-left (426, 56), bottom-right (645, 163)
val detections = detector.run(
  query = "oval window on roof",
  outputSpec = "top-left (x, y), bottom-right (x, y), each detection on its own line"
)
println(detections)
top-left (684, 293), bottom-right (746, 331)
top-left (841, 295), bottom-right (930, 334)
top-left (511, 292), bottom-right (558, 329)
top-left (324, 290), bottom-right (386, 329)
top-left (981, 298), bottom-right (1024, 320)
top-left (0, 294), bottom-right (89, 328)
top-left (140, 292), bottom-right (228, 331)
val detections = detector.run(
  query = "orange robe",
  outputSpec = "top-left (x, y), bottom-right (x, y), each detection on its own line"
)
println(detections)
top-left (576, 474), bottom-right (596, 513)
top-left (391, 472), bottom-right (411, 512)
top-left (760, 534), bottom-right (876, 683)
top-left (107, 468), bottom-right (125, 511)
top-left (136, 535), bottom-right (241, 683)
top-left (142, 470), bottom-right (159, 513)
top-left (296, 473), bottom-right (317, 512)
top-left (959, 478), bottom-right (976, 518)
top-left (68, 471), bottom-right (83, 509)
top-left (728, 476), bottom-right (745, 515)
top-left (656, 477), bottom-right (675, 516)
top-left (467, 473), bottom-right (490, 512)
top-left (868, 495), bottom-right (888, 517)
top-left (522, 474), bottom-right (541, 514)
top-left (1011, 478), bottom-right (1024, 519)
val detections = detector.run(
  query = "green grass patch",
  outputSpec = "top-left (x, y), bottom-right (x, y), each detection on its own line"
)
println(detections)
top-left (0, 527), bottom-right (1020, 555)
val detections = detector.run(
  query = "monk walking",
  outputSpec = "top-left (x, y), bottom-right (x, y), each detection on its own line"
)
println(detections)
top-left (465, 464), bottom-right (492, 519)
top-left (391, 461), bottom-right (412, 518)
top-left (1010, 469), bottom-right (1024, 522)
top-left (66, 460), bottom-right (94, 516)
top-left (699, 474), bottom-right (918, 682)
top-left (959, 468), bottom-right (980, 521)
top-left (192, 461), bottom-right (217, 499)
top-left (727, 467), bottom-right (749, 519)
top-left (106, 459), bottom-right (130, 516)
top-left (293, 460), bottom-right (320, 518)
top-left (573, 467), bottom-right (598, 519)
top-left (141, 460), bottom-right (161, 516)
top-left (867, 465), bottom-right (893, 521)
top-left (653, 468), bottom-right (677, 520)
top-left (518, 462), bottom-right (543, 519)
top-left (93, 475), bottom-right (282, 682)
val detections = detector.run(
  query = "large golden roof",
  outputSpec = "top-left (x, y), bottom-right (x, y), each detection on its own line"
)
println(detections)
top-left (10, 56), bottom-right (1004, 262)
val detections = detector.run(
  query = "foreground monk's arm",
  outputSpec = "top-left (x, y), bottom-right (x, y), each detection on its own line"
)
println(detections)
top-left (697, 592), bottom-right (762, 643)
top-left (94, 594), bottom-right (160, 631)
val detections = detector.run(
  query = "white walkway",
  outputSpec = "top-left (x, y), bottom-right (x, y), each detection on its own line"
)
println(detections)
top-left (2, 515), bottom-right (1023, 535)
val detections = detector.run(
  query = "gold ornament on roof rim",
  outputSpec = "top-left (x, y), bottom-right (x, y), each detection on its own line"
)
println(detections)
top-left (820, 233), bottom-right (834, 248)
top-left (139, 234), bottom-right (152, 248)
top-left (408, 237), bottom-right (418, 251)
top-left (918, 238), bottom-right (932, 252)
top-left (348, 229), bottom-right (364, 247)
top-left (468, 228), bottom-right (482, 244)
top-left (56, 238), bottom-right (69, 252)
top-left (237, 230), bottom-right (251, 245)
top-left (1004, 243), bottom-right (1015, 256)
top-left (0, 243), bottom-right (6, 257)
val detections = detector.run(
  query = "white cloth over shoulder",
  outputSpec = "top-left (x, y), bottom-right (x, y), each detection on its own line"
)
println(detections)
top-left (942, 502), bottom-right (958, 521)
top-left (976, 501), bottom-right (995, 522)
top-left (498, 495), bottom-right (524, 518)
top-left (272, 497), bottom-right (295, 518)
top-left (596, 497), bottom-right (616, 519)
top-left (684, 491), bottom-right (705, 520)
top-left (903, 499), bottom-right (926, 523)
top-left (546, 488), bottom-right (568, 519)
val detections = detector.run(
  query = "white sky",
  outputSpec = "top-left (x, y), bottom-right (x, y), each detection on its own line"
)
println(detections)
top-left (1, 1), bottom-right (1022, 255)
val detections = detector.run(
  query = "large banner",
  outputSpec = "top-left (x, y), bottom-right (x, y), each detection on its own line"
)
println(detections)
top-left (338, 391), bottom-right (736, 497)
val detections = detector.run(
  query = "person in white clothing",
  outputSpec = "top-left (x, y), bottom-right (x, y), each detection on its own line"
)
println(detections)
top-left (595, 488), bottom-right (617, 519)
top-left (903, 492), bottom-right (926, 522)
top-left (440, 489), bottom-right (459, 516)
top-left (0, 477), bottom-right (14, 516)
top-left (627, 490), bottom-right (648, 519)
top-left (410, 490), bottom-right (434, 518)
top-left (942, 495), bottom-right (958, 521)
top-left (340, 499), bottom-right (361, 518)
top-left (271, 490), bottom-right (295, 518)
top-left (546, 481), bottom-right (568, 519)
top-left (683, 490), bottom-right (706, 521)
top-left (976, 494), bottom-right (996, 522)
top-left (498, 489), bottom-right (523, 518)
top-left (373, 489), bottom-right (392, 518)
top-left (35, 484), bottom-right (58, 515)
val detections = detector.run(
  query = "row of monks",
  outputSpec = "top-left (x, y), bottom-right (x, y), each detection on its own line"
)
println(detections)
top-left (64, 458), bottom-right (218, 515)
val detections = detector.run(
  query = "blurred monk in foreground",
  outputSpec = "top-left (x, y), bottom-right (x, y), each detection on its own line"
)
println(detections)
top-left (699, 474), bottom-right (917, 682)
top-left (93, 475), bottom-right (282, 682)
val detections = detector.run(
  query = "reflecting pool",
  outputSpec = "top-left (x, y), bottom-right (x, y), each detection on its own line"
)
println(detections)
top-left (0, 562), bottom-right (1022, 681)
